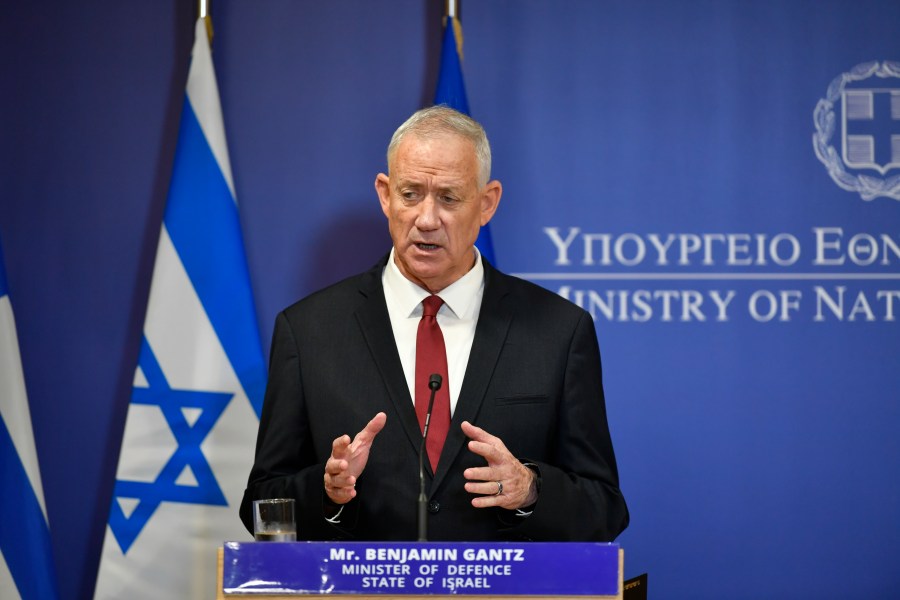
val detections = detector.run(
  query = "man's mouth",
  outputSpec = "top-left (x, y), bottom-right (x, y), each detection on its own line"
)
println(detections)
top-left (415, 243), bottom-right (440, 251)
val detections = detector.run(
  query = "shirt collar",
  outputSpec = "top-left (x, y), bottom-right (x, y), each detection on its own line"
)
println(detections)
top-left (384, 247), bottom-right (484, 319)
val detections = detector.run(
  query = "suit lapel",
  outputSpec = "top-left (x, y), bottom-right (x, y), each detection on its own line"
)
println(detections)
top-left (432, 259), bottom-right (513, 491)
top-left (353, 258), bottom-right (425, 459)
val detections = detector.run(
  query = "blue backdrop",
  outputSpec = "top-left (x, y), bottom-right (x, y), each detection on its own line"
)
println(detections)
top-left (2, 1), bottom-right (899, 598)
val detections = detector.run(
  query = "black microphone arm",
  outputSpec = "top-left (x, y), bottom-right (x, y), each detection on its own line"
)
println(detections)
top-left (418, 373), bottom-right (442, 542)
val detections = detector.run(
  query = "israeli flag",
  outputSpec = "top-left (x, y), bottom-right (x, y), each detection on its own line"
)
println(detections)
top-left (0, 240), bottom-right (60, 600)
top-left (94, 18), bottom-right (266, 599)
top-left (434, 10), bottom-right (496, 265)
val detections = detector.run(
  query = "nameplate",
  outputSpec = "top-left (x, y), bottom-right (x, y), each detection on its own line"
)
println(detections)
top-left (222, 541), bottom-right (619, 595)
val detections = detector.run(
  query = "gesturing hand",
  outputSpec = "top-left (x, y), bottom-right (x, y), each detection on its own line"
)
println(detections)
top-left (324, 412), bottom-right (387, 505)
top-left (461, 421), bottom-right (538, 511)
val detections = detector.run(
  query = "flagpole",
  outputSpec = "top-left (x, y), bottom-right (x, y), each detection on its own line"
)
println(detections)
top-left (446, 0), bottom-right (463, 60)
top-left (198, 0), bottom-right (213, 44)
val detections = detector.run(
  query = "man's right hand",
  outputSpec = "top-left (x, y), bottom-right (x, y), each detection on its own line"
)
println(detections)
top-left (324, 412), bottom-right (387, 504)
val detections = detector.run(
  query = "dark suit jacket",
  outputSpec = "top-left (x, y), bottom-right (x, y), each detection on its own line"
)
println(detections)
top-left (240, 255), bottom-right (628, 541)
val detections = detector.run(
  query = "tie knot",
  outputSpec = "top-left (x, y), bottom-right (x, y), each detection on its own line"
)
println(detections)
top-left (422, 295), bottom-right (444, 318)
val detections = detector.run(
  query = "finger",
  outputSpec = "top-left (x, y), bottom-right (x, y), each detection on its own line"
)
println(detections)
top-left (355, 412), bottom-right (387, 444)
top-left (324, 457), bottom-right (349, 476)
top-left (466, 439), bottom-right (505, 463)
top-left (366, 412), bottom-right (387, 434)
top-left (470, 486), bottom-right (514, 509)
top-left (461, 421), bottom-right (498, 445)
top-left (325, 481), bottom-right (357, 504)
top-left (463, 466), bottom-right (496, 482)
top-left (325, 466), bottom-right (355, 491)
top-left (463, 422), bottom-right (512, 460)
top-left (468, 481), bottom-right (529, 510)
top-left (464, 480), bottom-right (504, 496)
top-left (327, 468), bottom-right (356, 486)
top-left (325, 465), bottom-right (356, 487)
top-left (471, 494), bottom-right (507, 509)
top-left (331, 434), bottom-right (352, 458)
top-left (329, 477), bottom-right (357, 494)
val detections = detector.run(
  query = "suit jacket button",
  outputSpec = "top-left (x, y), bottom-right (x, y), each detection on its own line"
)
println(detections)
top-left (427, 500), bottom-right (440, 514)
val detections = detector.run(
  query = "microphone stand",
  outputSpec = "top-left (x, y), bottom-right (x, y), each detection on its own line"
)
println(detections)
top-left (418, 373), bottom-right (442, 542)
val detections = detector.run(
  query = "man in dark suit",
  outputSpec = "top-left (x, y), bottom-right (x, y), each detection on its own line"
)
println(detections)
top-left (240, 106), bottom-right (628, 542)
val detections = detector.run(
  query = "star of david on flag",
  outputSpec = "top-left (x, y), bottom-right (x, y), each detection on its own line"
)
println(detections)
top-left (94, 17), bottom-right (266, 600)
top-left (105, 337), bottom-right (233, 554)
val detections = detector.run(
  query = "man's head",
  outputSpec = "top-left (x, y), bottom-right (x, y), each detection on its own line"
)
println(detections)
top-left (375, 106), bottom-right (502, 294)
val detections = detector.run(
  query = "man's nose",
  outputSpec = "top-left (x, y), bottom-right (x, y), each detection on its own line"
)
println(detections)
top-left (415, 196), bottom-right (440, 229)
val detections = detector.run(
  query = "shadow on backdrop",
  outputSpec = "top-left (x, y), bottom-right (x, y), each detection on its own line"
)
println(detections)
top-left (85, 3), bottom-right (194, 599)
top-left (305, 207), bottom-right (392, 294)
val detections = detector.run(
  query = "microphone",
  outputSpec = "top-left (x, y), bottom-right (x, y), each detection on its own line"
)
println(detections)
top-left (418, 373), bottom-right (442, 542)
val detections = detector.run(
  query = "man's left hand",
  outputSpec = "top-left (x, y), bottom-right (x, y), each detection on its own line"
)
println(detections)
top-left (461, 421), bottom-right (538, 510)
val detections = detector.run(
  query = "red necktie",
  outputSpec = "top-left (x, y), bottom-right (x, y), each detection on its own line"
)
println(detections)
top-left (415, 295), bottom-right (450, 472)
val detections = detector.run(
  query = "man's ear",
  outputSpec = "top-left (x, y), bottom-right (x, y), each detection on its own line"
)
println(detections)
top-left (375, 173), bottom-right (391, 218)
top-left (479, 180), bottom-right (502, 226)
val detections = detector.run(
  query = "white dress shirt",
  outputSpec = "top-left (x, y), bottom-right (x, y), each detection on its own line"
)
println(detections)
top-left (382, 248), bottom-right (485, 416)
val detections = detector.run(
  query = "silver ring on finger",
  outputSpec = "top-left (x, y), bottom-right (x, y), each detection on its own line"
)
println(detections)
top-left (494, 481), bottom-right (503, 496)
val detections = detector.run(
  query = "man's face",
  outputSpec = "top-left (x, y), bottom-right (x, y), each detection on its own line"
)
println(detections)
top-left (375, 133), bottom-right (501, 293)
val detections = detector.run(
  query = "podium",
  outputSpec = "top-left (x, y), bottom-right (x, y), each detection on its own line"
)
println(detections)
top-left (217, 541), bottom-right (623, 599)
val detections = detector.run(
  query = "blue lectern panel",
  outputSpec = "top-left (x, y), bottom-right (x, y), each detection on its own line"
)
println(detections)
top-left (222, 541), bottom-right (620, 596)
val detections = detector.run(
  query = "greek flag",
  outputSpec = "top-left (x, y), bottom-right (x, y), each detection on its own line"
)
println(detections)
top-left (93, 18), bottom-right (266, 599)
top-left (0, 240), bottom-right (60, 600)
top-left (434, 11), bottom-right (496, 264)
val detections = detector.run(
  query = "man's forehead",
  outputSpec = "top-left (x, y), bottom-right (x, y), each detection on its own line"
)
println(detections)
top-left (392, 134), bottom-right (476, 170)
top-left (396, 131), bottom-right (474, 158)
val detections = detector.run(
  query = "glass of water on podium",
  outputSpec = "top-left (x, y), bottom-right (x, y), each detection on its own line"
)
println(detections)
top-left (253, 498), bottom-right (296, 541)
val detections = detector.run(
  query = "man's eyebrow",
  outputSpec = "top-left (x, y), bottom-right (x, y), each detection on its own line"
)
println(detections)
top-left (394, 177), bottom-right (467, 192)
top-left (394, 177), bottom-right (423, 187)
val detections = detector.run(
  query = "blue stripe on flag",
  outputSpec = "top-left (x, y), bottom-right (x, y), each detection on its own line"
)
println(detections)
top-left (434, 17), bottom-right (495, 265)
top-left (0, 417), bottom-right (59, 600)
top-left (474, 226), bottom-right (495, 264)
top-left (434, 19), bottom-right (470, 115)
top-left (162, 98), bottom-right (267, 416)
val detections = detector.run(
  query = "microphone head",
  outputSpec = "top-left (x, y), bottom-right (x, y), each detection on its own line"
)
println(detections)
top-left (429, 373), bottom-right (443, 390)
